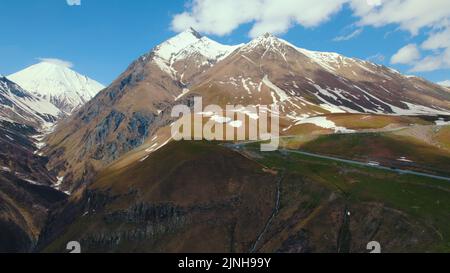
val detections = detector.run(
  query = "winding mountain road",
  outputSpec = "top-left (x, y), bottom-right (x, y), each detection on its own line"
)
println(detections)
top-left (279, 149), bottom-right (450, 182)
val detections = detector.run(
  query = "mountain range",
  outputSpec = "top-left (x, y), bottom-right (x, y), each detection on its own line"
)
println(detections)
top-left (2, 28), bottom-right (450, 253)
top-left (41, 28), bottom-right (450, 191)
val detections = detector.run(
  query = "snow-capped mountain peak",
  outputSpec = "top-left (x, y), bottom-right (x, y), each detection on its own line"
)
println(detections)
top-left (154, 28), bottom-right (240, 63)
top-left (243, 32), bottom-right (288, 50)
top-left (154, 28), bottom-right (204, 61)
top-left (240, 33), bottom-right (374, 75)
top-left (151, 28), bottom-right (241, 81)
top-left (8, 61), bottom-right (105, 114)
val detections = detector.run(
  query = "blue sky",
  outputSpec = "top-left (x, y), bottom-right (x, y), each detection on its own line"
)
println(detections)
top-left (0, 0), bottom-right (449, 85)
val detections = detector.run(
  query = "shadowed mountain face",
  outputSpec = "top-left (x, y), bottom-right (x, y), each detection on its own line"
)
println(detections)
top-left (42, 30), bottom-right (450, 192)
top-left (0, 120), bottom-right (67, 253)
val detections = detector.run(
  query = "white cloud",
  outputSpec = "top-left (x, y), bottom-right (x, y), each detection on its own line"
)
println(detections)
top-left (422, 27), bottom-right (450, 50)
top-left (438, 80), bottom-right (450, 87)
top-left (172, 0), bottom-right (347, 37)
top-left (409, 27), bottom-right (450, 72)
top-left (333, 28), bottom-right (363, 41)
top-left (351, 0), bottom-right (450, 72)
top-left (66, 0), bottom-right (81, 6)
top-left (172, 0), bottom-right (450, 72)
top-left (410, 49), bottom-right (450, 72)
top-left (391, 44), bottom-right (420, 65)
top-left (37, 58), bottom-right (74, 68)
top-left (350, 0), bottom-right (450, 35)
top-left (172, 0), bottom-right (450, 37)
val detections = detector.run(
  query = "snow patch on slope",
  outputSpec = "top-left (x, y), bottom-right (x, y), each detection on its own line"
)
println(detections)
top-left (262, 75), bottom-right (289, 104)
top-left (295, 116), bottom-right (355, 133)
top-left (435, 118), bottom-right (450, 126)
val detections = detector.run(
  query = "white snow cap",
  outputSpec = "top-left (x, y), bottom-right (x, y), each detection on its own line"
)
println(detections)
top-left (154, 27), bottom-right (241, 63)
top-left (8, 61), bottom-right (104, 114)
top-left (151, 27), bottom-right (242, 80)
top-left (243, 32), bottom-right (286, 49)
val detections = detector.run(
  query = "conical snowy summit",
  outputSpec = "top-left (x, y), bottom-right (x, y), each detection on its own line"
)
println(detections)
top-left (8, 61), bottom-right (105, 114)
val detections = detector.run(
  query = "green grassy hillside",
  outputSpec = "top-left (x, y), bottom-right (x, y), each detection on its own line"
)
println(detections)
top-left (38, 140), bottom-right (450, 253)
top-left (300, 132), bottom-right (450, 176)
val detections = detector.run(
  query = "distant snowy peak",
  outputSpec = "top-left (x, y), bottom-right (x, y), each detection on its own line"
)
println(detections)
top-left (0, 76), bottom-right (61, 126)
top-left (8, 62), bottom-right (104, 114)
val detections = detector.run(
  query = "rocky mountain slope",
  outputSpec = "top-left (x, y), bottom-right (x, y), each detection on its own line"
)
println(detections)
top-left (193, 33), bottom-right (450, 116)
top-left (8, 61), bottom-right (104, 114)
top-left (42, 29), bottom-right (450, 192)
top-left (41, 29), bottom-right (240, 190)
